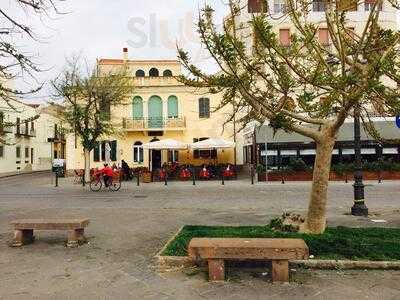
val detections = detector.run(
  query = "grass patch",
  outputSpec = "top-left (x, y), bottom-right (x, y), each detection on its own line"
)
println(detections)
top-left (162, 225), bottom-right (400, 261)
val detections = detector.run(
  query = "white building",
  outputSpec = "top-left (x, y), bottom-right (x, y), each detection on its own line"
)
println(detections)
top-left (0, 99), bottom-right (65, 177)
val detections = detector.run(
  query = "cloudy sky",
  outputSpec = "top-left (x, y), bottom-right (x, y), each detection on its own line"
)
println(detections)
top-left (8, 0), bottom-right (229, 103)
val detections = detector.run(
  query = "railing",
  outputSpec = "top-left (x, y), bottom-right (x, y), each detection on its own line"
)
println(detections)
top-left (17, 128), bottom-right (36, 137)
top-left (0, 124), bottom-right (13, 134)
top-left (313, 1), bottom-right (326, 12)
top-left (123, 117), bottom-right (186, 131)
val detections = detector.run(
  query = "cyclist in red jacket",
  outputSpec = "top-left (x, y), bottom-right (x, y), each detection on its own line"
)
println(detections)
top-left (101, 164), bottom-right (113, 187)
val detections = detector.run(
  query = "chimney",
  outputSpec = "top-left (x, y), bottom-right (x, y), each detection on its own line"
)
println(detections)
top-left (123, 47), bottom-right (129, 61)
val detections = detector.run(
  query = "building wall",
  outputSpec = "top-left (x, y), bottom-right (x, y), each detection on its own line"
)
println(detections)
top-left (66, 56), bottom-right (240, 171)
top-left (0, 99), bottom-right (65, 176)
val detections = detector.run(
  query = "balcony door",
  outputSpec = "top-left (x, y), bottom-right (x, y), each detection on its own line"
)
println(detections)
top-left (148, 96), bottom-right (163, 128)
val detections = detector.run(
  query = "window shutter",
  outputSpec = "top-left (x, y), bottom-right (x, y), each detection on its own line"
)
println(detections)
top-left (101, 142), bottom-right (106, 161)
top-left (318, 28), bottom-right (330, 46)
top-left (279, 29), bottom-right (291, 46)
top-left (94, 143), bottom-right (100, 162)
top-left (110, 140), bottom-right (117, 161)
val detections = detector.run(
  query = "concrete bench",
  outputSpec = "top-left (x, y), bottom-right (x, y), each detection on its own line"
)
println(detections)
top-left (188, 238), bottom-right (309, 282)
top-left (11, 219), bottom-right (90, 248)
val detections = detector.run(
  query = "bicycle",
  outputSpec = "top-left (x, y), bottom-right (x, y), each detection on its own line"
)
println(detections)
top-left (90, 172), bottom-right (121, 192)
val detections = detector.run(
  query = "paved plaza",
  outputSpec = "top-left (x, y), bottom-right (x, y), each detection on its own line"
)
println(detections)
top-left (0, 172), bottom-right (400, 299)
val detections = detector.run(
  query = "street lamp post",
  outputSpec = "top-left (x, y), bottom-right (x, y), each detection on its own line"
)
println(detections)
top-left (351, 104), bottom-right (369, 216)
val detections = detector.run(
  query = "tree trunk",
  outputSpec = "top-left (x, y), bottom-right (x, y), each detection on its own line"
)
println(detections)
top-left (303, 137), bottom-right (336, 234)
top-left (84, 149), bottom-right (91, 183)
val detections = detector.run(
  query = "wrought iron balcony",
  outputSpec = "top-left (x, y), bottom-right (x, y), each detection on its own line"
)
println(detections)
top-left (0, 124), bottom-right (13, 134)
top-left (122, 117), bottom-right (186, 131)
top-left (16, 128), bottom-right (36, 137)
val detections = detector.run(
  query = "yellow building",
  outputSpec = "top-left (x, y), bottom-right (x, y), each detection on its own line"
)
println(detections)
top-left (66, 49), bottom-right (237, 172)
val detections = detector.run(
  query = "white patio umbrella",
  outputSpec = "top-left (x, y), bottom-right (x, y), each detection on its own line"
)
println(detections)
top-left (190, 138), bottom-right (235, 150)
top-left (143, 139), bottom-right (188, 150)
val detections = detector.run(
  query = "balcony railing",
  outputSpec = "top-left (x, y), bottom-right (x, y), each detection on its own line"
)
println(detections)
top-left (123, 117), bottom-right (186, 131)
top-left (16, 128), bottom-right (36, 137)
top-left (313, 1), bottom-right (326, 11)
top-left (0, 124), bottom-right (13, 135)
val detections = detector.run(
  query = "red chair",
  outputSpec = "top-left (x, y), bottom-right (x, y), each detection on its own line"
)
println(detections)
top-left (199, 167), bottom-right (211, 180)
top-left (223, 165), bottom-right (235, 178)
top-left (179, 167), bottom-right (192, 181)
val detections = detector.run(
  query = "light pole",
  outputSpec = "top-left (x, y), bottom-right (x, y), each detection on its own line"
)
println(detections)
top-left (351, 104), bottom-right (368, 216)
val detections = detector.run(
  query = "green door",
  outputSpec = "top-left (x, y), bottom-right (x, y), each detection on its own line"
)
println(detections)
top-left (148, 96), bottom-right (163, 128)
top-left (132, 96), bottom-right (143, 120)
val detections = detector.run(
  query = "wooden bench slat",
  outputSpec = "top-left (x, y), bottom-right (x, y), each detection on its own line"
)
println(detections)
top-left (11, 219), bottom-right (90, 230)
top-left (189, 238), bottom-right (309, 260)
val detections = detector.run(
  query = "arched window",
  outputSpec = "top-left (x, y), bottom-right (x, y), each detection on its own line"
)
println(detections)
top-left (132, 96), bottom-right (143, 120)
top-left (135, 70), bottom-right (145, 77)
top-left (163, 69), bottom-right (173, 77)
top-left (133, 141), bottom-right (144, 163)
top-left (167, 96), bottom-right (178, 118)
top-left (149, 68), bottom-right (159, 77)
top-left (148, 96), bottom-right (163, 128)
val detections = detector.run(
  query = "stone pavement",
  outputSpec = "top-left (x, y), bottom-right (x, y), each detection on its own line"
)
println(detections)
top-left (0, 172), bottom-right (399, 299)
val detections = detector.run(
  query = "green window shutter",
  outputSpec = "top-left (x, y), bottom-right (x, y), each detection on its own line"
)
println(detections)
top-left (132, 96), bottom-right (143, 120)
top-left (110, 140), bottom-right (117, 161)
top-left (167, 96), bottom-right (178, 118)
top-left (94, 143), bottom-right (100, 162)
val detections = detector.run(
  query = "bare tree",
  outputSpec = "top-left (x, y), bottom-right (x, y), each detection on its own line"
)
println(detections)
top-left (0, 0), bottom-right (66, 144)
top-left (0, 0), bottom-right (65, 106)
top-left (178, 0), bottom-right (400, 233)
top-left (52, 56), bottom-right (134, 183)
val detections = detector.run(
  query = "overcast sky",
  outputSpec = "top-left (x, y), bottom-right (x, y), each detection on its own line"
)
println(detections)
top-left (9, 0), bottom-right (229, 103)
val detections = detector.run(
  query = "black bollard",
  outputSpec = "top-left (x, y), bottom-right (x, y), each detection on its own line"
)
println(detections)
top-left (251, 166), bottom-right (254, 185)
top-left (192, 168), bottom-right (196, 186)
top-left (55, 171), bottom-right (59, 187)
top-left (281, 176), bottom-right (285, 184)
top-left (82, 170), bottom-right (85, 187)
top-left (164, 170), bottom-right (168, 186)
top-left (137, 174), bottom-right (140, 186)
top-left (222, 173), bottom-right (225, 185)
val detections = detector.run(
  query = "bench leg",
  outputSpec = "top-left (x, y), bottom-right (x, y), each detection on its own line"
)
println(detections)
top-left (66, 230), bottom-right (79, 248)
top-left (271, 260), bottom-right (289, 283)
top-left (12, 229), bottom-right (35, 247)
top-left (75, 228), bottom-right (86, 243)
top-left (208, 259), bottom-right (225, 281)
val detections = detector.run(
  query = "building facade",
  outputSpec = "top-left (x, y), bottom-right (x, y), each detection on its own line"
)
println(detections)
top-left (0, 99), bottom-right (66, 177)
top-left (66, 49), bottom-right (237, 172)
top-left (236, 0), bottom-right (399, 169)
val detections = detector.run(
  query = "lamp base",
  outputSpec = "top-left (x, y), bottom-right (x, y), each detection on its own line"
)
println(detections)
top-left (351, 202), bottom-right (369, 216)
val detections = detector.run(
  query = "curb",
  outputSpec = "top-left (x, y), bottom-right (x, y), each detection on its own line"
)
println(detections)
top-left (0, 170), bottom-right (50, 179)
top-left (156, 255), bottom-right (400, 272)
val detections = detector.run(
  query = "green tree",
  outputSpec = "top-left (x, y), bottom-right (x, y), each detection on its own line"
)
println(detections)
top-left (178, 0), bottom-right (400, 233)
top-left (52, 56), bottom-right (134, 183)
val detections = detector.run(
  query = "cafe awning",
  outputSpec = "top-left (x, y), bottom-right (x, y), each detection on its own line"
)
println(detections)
top-left (190, 138), bottom-right (235, 150)
top-left (143, 139), bottom-right (188, 150)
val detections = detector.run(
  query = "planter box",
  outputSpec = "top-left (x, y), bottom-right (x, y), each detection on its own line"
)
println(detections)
top-left (267, 171), bottom-right (400, 182)
top-left (141, 172), bottom-right (152, 183)
top-left (257, 172), bottom-right (267, 182)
